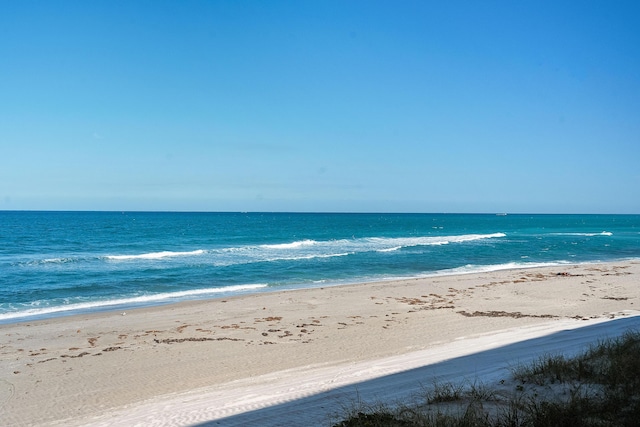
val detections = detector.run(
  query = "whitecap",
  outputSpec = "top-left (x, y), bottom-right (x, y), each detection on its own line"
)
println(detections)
top-left (208, 233), bottom-right (506, 267)
top-left (377, 246), bottom-right (402, 253)
top-left (106, 249), bottom-right (205, 261)
top-left (550, 232), bottom-right (613, 237)
top-left (365, 233), bottom-right (506, 251)
top-left (260, 240), bottom-right (318, 249)
top-left (263, 253), bottom-right (351, 262)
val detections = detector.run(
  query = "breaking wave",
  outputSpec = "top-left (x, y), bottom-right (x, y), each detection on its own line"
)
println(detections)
top-left (0, 283), bottom-right (268, 322)
top-left (106, 250), bottom-right (206, 260)
top-left (550, 231), bottom-right (613, 237)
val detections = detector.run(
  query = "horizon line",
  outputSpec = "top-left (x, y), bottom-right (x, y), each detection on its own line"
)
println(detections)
top-left (1, 209), bottom-right (637, 216)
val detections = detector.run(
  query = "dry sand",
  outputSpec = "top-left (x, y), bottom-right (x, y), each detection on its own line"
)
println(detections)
top-left (2, 260), bottom-right (639, 426)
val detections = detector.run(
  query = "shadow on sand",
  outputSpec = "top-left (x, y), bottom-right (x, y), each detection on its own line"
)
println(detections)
top-left (195, 315), bottom-right (640, 427)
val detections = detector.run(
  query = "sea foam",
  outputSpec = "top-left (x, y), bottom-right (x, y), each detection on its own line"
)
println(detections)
top-left (209, 233), bottom-right (506, 266)
top-left (434, 261), bottom-right (573, 276)
top-left (106, 249), bottom-right (206, 261)
top-left (550, 231), bottom-right (613, 237)
top-left (260, 239), bottom-right (317, 249)
top-left (0, 283), bottom-right (268, 322)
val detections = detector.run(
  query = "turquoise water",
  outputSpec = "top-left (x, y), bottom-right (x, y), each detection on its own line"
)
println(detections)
top-left (1, 212), bottom-right (638, 323)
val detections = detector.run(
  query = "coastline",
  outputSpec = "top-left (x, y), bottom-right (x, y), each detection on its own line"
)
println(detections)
top-left (2, 259), bottom-right (631, 325)
top-left (2, 260), bottom-right (640, 426)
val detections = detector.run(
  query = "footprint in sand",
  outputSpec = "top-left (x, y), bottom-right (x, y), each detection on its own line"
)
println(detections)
top-left (0, 379), bottom-right (15, 409)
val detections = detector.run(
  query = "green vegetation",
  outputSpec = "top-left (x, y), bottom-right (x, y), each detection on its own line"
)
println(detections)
top-left (332, 331), bottom-right (640, 427)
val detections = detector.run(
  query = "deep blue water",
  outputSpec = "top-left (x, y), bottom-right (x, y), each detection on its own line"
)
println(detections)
top-left (1, 212), bottom-right (639, 323)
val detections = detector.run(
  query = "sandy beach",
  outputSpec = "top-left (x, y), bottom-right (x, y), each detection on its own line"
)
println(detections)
top-left (2, 260), bottom-right (640, 426)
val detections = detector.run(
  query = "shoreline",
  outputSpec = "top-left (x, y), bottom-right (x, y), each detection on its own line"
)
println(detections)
top-left (4, 258), bottom-right (637, 325)
top-left (2, 260), bottom-right (640, 426)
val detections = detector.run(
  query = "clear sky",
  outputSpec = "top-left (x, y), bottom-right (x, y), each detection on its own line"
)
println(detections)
top-left (1, 1), bottom-right (639, 213)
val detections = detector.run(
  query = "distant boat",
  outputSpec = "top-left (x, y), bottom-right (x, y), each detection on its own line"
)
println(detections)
top-left (496, 213), bottom-right (507, 216)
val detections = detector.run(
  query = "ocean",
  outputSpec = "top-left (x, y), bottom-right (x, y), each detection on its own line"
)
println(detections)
top-left (1, 212), bottom-right (639, 324)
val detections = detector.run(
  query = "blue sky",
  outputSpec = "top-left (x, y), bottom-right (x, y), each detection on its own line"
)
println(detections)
top-left (1, 1), bottom-right (639, 213)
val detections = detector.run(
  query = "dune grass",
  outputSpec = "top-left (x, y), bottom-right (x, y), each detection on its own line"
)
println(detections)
top-left (332, 330), bottom-right (640, 427)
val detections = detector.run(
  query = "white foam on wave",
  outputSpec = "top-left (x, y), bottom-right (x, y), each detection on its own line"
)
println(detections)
top-left (41, 257), bottom-right (73, 264)
top-left (260, 240), bottom-right (317, 250)
top-left (551, 231), bottom-right (613, 237)
top-left (106, 249), bottom-right (206, 261)
top-left (369, 260), bottom-right (583, 285)
top-left (264, 252), bottom-right (351, 262)
top-left (246, 233), bottom-right (504, 252)
top-left (257, 233), bottom-right (505, 253)
top-left (23, 257), bottom-right (77, 266)
top-left (0, 283), bottom-right (268, 322)
top-left (16, 256), bottom-right (84, 267)
top-left (94, 233), bottom-right (507, 269)
top-left (377, 246), bottom-right (402, 253)
top-left (366, 233), bottom-right (506, 250)
top-left (208, 233), bottom-right (507, 267)
top-left (433, 261), bottom-right (573, 276)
